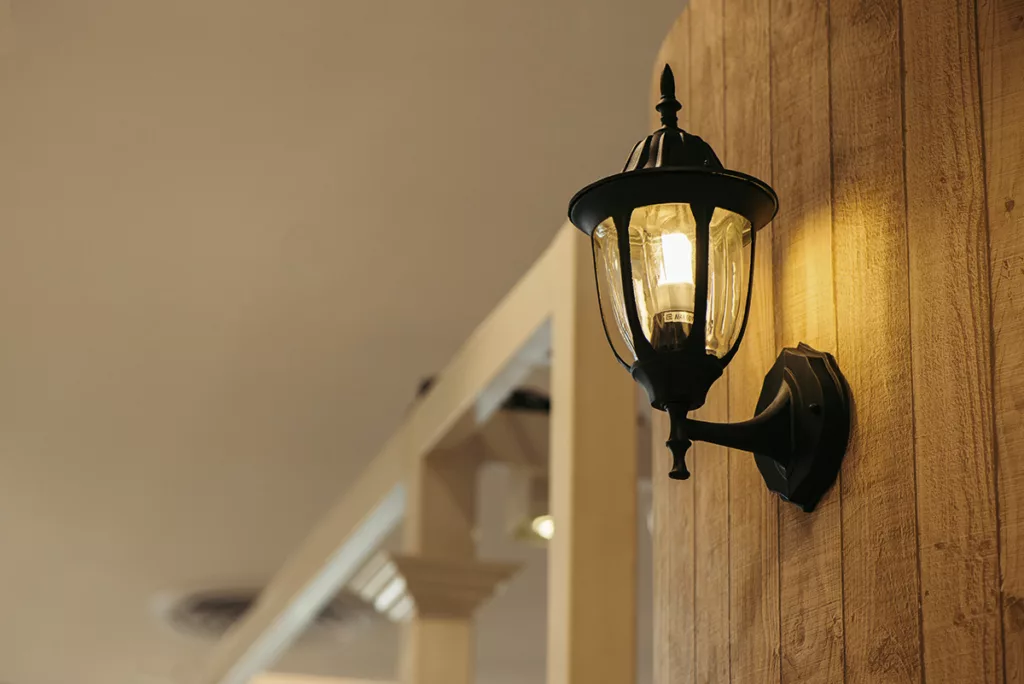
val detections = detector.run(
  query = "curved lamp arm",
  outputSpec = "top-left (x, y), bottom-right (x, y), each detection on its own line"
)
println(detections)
top-left (659, 344), bottom-right (850, 513)
top-left (664, 382), bottom-right (791, 479)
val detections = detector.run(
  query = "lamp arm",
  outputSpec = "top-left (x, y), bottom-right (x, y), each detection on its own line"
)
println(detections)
top-left (684, 383), bottom-right (792, 463)
top-left (658, 344), bottom-right (849, 512)
top-left (663, 382), bottom-right (792, 480)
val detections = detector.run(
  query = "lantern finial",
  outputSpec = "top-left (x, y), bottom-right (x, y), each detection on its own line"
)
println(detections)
top-left (656, 64), bottom-right (682, 129)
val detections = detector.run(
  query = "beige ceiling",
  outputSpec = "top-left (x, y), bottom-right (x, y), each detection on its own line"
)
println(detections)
top-left (0, 1), bottom-right (677, 683)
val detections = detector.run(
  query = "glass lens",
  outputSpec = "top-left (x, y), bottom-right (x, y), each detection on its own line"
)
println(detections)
top-left (706, 207), bottom-right (751, 357)
top-left (593, 218), bottom-right (644, 360)
top-left (592, 204), bottom-right (751, 360)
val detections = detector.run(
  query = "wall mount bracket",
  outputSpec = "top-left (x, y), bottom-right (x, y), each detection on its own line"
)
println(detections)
top-left (665, 343), bottom-right (850, 512)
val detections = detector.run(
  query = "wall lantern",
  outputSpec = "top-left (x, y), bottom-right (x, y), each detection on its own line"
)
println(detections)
top-left (567, 66), bottom-right (851, 512)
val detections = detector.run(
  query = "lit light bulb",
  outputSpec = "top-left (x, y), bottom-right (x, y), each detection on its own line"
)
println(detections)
top-left (531, 514), bottom-right (555, 541)
top-left (659, 232), bottom-right (694, 285)
top-left (647, 230), bottom-right (697, 351)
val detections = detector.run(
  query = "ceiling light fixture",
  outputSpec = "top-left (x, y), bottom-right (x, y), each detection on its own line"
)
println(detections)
top-left (567, 65), bottom-right (851, 512)
top-left (530, 514), bottom-right (555, 541)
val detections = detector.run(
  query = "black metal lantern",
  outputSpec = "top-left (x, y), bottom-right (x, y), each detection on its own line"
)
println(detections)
top-left (568, 65), bottom-right (850, 512)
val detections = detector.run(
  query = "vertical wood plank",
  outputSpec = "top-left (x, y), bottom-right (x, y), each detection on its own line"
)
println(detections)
top-left (651, 13), bottom-right (695, 684)
top-left (769, 0), bottom-right (844, 682)
top-left (902, 0), bottom-right (1003, 680)
top-left (723, 0), bottom-right (781, 680)
top-left (979, 0), bottom-right (1024, 680)
top-left (547, 226), bottom-right (638, 684)
top-left (688, 0), bottom-right (731, 681)
top-left (828, 0), bottom-right (923, 681)
top-left (651, 410), bottom-right (695, 684)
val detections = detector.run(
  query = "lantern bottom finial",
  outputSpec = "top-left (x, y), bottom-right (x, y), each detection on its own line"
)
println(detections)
top-left (664, 403), bottom-right (692, 480)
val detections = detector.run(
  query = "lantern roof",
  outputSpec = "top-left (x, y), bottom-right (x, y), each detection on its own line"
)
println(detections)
top-left (568, 64), bottom-right (778, 237)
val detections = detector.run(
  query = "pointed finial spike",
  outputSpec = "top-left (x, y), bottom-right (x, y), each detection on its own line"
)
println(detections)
top-left (660, 64), bottom-right (675, 99)
top-left (656, 63), bottom-right (682, 129)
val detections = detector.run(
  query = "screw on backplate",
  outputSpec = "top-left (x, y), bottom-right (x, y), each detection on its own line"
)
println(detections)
top-left (809, 403), bottom-right (822, 415)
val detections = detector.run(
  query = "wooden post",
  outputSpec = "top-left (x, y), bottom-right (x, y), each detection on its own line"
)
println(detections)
top-left (399, 449), bottom-right (478, 684)
top-left (547, 227), bottom-right (638, 684)
top-left (401, 620), bottom-right (473, 684)
top-left (398, 448), bottom-right (520, 684)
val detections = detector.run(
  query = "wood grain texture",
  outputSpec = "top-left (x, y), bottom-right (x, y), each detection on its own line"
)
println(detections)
top-left (651, 15), bottom-right (695, 684)
top-left (723, 0), bottom-right (780, 681)
top-left (828, 0), bottom-right (923, 681)
top-left (769, 0), bottom-right (844, 682)
top-left (688, 0), bottom-right (732, 681)
top-left (651, 409), bottom-right (695, 684)
top-left (649, 0), bottom-right (1024, 680)
top-left (979, 0), bottom-right (1024, 680)
top-left (902, 0), bottom-right (1003, 681)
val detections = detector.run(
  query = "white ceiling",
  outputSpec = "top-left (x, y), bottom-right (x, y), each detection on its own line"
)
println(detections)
top-left (0, 1), bottom-right (678, 683)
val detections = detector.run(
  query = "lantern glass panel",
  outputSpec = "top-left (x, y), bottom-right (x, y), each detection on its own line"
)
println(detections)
top-left (593, 203), bottom-right (751, 360)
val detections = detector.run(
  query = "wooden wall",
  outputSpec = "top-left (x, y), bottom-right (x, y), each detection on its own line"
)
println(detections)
top-left (649, 0), bottom-right (1024, 682)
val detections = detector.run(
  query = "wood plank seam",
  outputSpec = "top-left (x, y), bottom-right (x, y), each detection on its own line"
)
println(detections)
top-left (895, 0), bottom-right (930, 679)
top-left (823, 1), bottom-right (850, 680)
top-left (903, 0), bottom-right (1002, 677)
top-left (689, 1), bottom-right (732, 678)
top-left (770, 2), bottom-right (784, 678)
top-left (771, 0), bottom-right (844, 677)
top-left (720, 1), bottom-right (734, 680)
top-left (688, 13), bottom-right (699, 680)
top-left (974, 0), bottom-right (1010, 679)
top-left (720, 0), bottom-right (741, 678)
top-left (770, 0), bottom-right (782, 675)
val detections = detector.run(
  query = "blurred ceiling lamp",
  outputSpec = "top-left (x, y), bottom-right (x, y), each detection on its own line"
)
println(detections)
top-left (530, 514), bottom-right (555, 541)
top-left (487, 387), bottom-right (554, 545)
top-left (505, 466), bottom-right (553, 544)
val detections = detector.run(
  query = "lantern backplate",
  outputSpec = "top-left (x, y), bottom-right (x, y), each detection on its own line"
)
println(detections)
top-left (753, 343), bottom-right (850, 512)
top-left (569, 166), bottom-right (778, 238)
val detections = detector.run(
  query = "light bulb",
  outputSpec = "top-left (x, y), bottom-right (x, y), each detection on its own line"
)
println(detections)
top-left (648, 227), bottom-right (696, 351)
top-left (531, 515), bottom-right (555, 541)
top-left (659, 232), bottom-right (694, 285)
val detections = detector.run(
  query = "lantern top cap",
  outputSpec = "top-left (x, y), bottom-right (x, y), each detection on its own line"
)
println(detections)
top-left (620, 64), bottom-right (721, 173)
